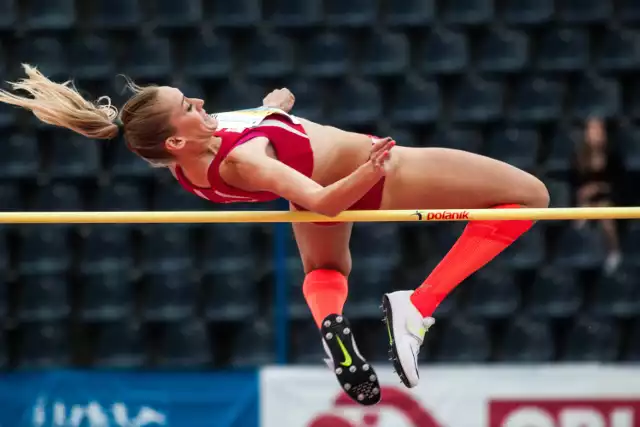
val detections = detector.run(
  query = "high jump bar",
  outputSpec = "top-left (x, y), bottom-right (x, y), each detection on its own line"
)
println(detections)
top-left (0, 207), bottom-right (638, 224)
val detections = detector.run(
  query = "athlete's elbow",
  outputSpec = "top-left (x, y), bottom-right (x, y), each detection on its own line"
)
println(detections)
top-left (308, 196), bottom-right (342, 218)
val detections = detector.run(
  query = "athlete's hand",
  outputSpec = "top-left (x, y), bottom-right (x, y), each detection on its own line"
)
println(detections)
top-left (368, 137), bottom-right (395, 175)
top-left (263, 88), bottom-right (295, 112)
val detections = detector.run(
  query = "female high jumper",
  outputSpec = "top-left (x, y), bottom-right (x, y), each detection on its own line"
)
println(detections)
top-left (0, 65), bottom-right (549, 406)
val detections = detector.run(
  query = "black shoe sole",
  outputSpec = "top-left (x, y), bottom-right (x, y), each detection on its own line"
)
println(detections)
top-left (381, 295), bottom-right (412, 388)
top-left (321, 313), bottom-right (381, 406)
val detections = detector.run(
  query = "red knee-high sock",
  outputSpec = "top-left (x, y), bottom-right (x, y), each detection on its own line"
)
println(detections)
top-left (410, 204), bottom-right (533, 317)
top-left (303, 269), bottom-right (348, 328)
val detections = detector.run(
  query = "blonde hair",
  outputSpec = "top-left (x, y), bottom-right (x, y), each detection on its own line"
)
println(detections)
top-left (0, 64), bottom-right (176, 165)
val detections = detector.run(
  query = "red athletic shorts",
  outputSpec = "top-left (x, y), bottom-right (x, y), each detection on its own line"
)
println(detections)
top-left (292, 135), bottom-right (386, 226)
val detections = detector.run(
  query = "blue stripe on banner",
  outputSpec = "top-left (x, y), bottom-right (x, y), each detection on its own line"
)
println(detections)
top-left (0, 370), bottom-right (258, 427)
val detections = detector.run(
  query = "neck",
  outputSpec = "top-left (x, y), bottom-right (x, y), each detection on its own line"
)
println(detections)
top-left (176, 136), bottom-right (220, 188)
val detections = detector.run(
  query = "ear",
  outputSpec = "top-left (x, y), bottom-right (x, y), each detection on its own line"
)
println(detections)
top-left (165, 136), bottom-right (186, 152)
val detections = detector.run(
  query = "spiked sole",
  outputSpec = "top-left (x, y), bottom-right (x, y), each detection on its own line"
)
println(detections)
top-left (381, 295), bottom-right (412, 388)
top-left (321, 313), bottom-right (381, 406)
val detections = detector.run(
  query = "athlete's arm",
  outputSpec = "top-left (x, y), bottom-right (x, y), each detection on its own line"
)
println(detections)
top-left (223, 137), bottom-right (392, 217)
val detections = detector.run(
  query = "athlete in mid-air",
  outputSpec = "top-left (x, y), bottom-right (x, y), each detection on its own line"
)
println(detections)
top-left (0, 65), bottom-right (549, 405)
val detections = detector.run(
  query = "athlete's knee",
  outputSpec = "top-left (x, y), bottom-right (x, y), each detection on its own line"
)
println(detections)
top-left (301, 257), bottom-right (352, 277)
top-left (522, 175), bottom-right (550, 208)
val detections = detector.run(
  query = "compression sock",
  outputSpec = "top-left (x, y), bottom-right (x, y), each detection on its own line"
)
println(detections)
top-left (410, 204), bottom-right (533, 317)
top-left (303, 269), bottom-right (349, 328)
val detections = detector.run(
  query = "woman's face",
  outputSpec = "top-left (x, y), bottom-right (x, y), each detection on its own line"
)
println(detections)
top-left (586, 119), bottom-right (606, 149)
top-left (158, 86), bottom-right (219, 158)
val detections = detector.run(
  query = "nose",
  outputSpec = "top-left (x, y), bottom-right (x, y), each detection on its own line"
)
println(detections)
top-left (195, 98), bottom-right (205, 110)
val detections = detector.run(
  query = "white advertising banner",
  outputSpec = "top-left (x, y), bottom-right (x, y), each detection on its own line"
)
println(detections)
top-left (260, 365), bottom-right (640, 427)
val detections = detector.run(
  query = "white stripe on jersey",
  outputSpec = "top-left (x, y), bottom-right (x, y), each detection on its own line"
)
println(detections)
top-left (259, 119), bottom-right (309, 140)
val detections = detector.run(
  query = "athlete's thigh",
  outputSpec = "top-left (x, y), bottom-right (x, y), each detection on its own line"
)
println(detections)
top-left (290, 204), bottom-right (353, 275)
top-left (381, 147), bottom-right (549, 210)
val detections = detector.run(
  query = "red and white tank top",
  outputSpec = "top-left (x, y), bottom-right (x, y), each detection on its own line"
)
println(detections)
top-left (174, 107), bottom-right (313, 204)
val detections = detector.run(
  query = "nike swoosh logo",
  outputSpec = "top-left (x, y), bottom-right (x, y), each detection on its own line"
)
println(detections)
top-left (336, 337), bottom-right (353, 367)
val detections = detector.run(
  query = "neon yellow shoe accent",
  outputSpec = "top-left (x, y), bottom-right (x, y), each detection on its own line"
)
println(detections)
top-left (336, 337), bottom-right (353, 367)
top-left (386, 320), bottom-right (393, 344)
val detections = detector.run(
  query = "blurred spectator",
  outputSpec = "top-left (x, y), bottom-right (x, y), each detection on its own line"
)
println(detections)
top-left (571, 117), bottom-right (624, 274)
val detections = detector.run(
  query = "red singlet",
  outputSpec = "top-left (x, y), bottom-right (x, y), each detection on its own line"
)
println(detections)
top-left (174, 107), bottom-right (385, 212)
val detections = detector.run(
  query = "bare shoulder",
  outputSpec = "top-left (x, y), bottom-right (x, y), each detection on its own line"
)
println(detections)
top-left (220, 136), bottom-right (271, 191)
top-left (225, 136), bottom-right (270, 163)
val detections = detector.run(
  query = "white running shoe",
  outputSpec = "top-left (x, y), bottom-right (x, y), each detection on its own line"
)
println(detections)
top-left (381, 291), bottom-right (435, 388)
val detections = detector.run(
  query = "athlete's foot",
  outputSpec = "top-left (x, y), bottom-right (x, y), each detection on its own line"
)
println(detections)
top-left (321, 313), bottom-right (381, 406)
top-left (381, 291), bottom-right (435, 388)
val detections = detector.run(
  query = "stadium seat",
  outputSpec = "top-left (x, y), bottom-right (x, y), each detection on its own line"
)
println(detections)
top-left (500, 226), bottom-right (545, 270)
top-left (619, 0), bottom-right (640, 23)
top-left (142, 267), bottom-right (197, 321)
top-left (485, 127), bottom-right (539, 171)
top-left (0, 185), bottom-right (23, 212)
top-left (70, 35), bottom-right (115, 80)
top-left (0, 329), bottom-right (6, 368)
top-left (544, 127), bottom-right (579, 176)
top-left (286, 80), bottom-right (323, 122)
top-left (93, 321), bottom-right (145, 368)
top-left (19, 37), bottom-right (68, 80)
top-left (618, 124), bottom-right (640, 172)
top-left (268, 0), bottom-right (322, 28)
top-left (389, 77), bottom-right (440, 125)
top-left (109, 141), bottom-right (154, 178)
top-left (0, 277), bottom-right (6, 319)
top-left (360, 32), bottom-right (409, 77)
top-left (0, 98), bottom-right (16, 129)
top-left (379, 127), bottom-right (418, 148)
top-left (0, 134), bottom-right (39, 179)
top-left (435, 317), bottom-right (491, 362)
top-left (17, 321), bottom-right (69, 369)
top-left (596, 29), bottom-right (640, 71)
top-left (0, 0), bottom-right (16, 29)
top-left (328, 80), bottom-right (382, 126)
top-left (561, 315), bottom-right (620, 361)
top-left (287, 261), bottom-right (310, 320)
top-left (503, 0), bottom-right (553, 25)
top-left (452, 76), bottom-right (503, 123)
top-left (16, 271), bottom-right (70, 321)
top-left (202, 224), bottom-right (257, 270)
top-left (432, 127), bottom-right (482, 152)
top-left (351, 223), bottom-right (402, 261)
top-left (291, 322), bottom-right (324, 364)
top-left (125, 37), bottom-right (172, 80)
top-left (558, 0), bottom-right (612, 23)
top-left (17, 228), bottom-right (71, 274)
top-left (498, 316), bottom-right (554, 362)
top-left (151, 179), bottom-right (208, 213)
top-left (302, 33), bottom-right (350, 78)
top-left (477, 27), bottom-right (528, 72)
top-left (537, 29), bottom-right (589, 71)
top-left (570, 76), bottom-right (620, 119)
top-left (31, 184), bottom-right (83, 217)
top-left (554, 224), bottom-right (607, 269)
top-left (325, 0), bottom-right (377, 27)
top-left (421, 29), bottom-right (469, 74)
top-left (215, 81), bottom-right (266, 112)
top-left (79, 226), bottom-right (132, 274)
top-left (442, 0), bottom-right (494, 25)
top-left (590, 263), bottom-right (640, 317)
top-left (79, 269), bottom-right (134, 321)
top-left (183, 37), bottom-right (232, 79)
top-left (386, 0), bottom-right (435, 27)
top-left (203, 263), bottom-right (258, 321)
top-left (208, 0), bottom-right (260, 28)
top-left (230, 321), bottom-right (275, 367)
top-left (465, 264), bottom-right (520, 318)
top-left (93, 182), bottom-right (147, 212)
top-left (509, 77), bottom-right (564, 123)
top-left (623, 320), bottom-right (640, 361)
top-left (48, 132), bottom-right (101, 179)
top-left (151, 0), bottom-right (201, 29)
top-left (86, 0), bottom-right (141, 29)
top-left (245, 34), bottom-right (295, 78)
top-left (157, 320), bottom-right (210, 368)
top-left (24, 0), bottom-right (75, 30)
top-left (544, 179), bottom-right (572, 208)
top-left (527, 264), bottom-right (582, 318)
top-left (140, 227), bottom-right (193, 272)
top-left (347, 258), bottom-right (395, 318)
